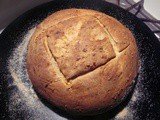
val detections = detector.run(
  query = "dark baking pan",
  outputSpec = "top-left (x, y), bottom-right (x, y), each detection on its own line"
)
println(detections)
top-left (0, 0), bottom-right (160, 119)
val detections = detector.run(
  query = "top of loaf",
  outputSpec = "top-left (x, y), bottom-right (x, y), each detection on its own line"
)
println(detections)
top-left (30, 9), bottom-right (130, 80)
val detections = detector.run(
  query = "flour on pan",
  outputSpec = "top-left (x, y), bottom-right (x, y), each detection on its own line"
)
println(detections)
top-left (8, 27), bottom-right (37, 105)
top-left (8, 27), bottom-right (66, 120)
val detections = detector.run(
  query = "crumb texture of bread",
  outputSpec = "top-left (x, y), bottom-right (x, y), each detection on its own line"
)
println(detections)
top-left (26, 8), bottom-right (138, 115)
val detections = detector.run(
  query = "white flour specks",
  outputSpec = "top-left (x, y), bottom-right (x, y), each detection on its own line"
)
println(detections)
top-left (8, 28), bottom-right (38, 106)
top-left (7, 27), bottom-right (66, 120)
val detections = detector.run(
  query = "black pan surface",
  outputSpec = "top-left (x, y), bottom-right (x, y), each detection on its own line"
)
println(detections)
top-left (0, 0), bottom-right (160, 119)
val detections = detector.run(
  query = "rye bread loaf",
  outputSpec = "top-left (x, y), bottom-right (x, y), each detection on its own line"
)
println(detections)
top-left (26, 9), bottom-right (138, 115)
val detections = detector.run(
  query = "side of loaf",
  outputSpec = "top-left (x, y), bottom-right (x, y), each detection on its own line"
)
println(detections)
top-left (26, 9), bottom-right (138, 115)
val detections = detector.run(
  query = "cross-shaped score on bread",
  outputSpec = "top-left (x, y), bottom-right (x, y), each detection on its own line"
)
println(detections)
top-left (26, 9), bottom-right (138, 115)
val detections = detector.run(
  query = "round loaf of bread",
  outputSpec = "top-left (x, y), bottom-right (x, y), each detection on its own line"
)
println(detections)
top-left (27, 9), bottom-right (138, 115)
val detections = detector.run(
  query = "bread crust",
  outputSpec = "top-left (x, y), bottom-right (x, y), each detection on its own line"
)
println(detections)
top-left (26, 9), bottom-right (138, 115)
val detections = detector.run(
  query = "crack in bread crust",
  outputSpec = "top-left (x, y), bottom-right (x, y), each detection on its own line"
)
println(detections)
top-left (43, 36), bottom-right (69, 85)
top-left (69, 47), bottom-right (130, 81)
top-left (96, 17), bottom-right (130, 54)
top-left (68, 55), bottom-right (116, 80)
top-left (95, 18), bottom-right (119, 55)
top-left (103, 16), bottom-right (131, 53)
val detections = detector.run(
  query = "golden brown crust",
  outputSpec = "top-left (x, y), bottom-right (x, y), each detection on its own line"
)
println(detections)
top-left (26, 8), bottom-right (138, 115)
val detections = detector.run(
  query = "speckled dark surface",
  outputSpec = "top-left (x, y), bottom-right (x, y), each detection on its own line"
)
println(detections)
top-left (0, 0), bottom-right (160, 120)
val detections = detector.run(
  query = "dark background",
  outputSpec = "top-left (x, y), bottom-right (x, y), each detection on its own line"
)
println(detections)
top-left (0, 0), bottom-right (52, 30)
